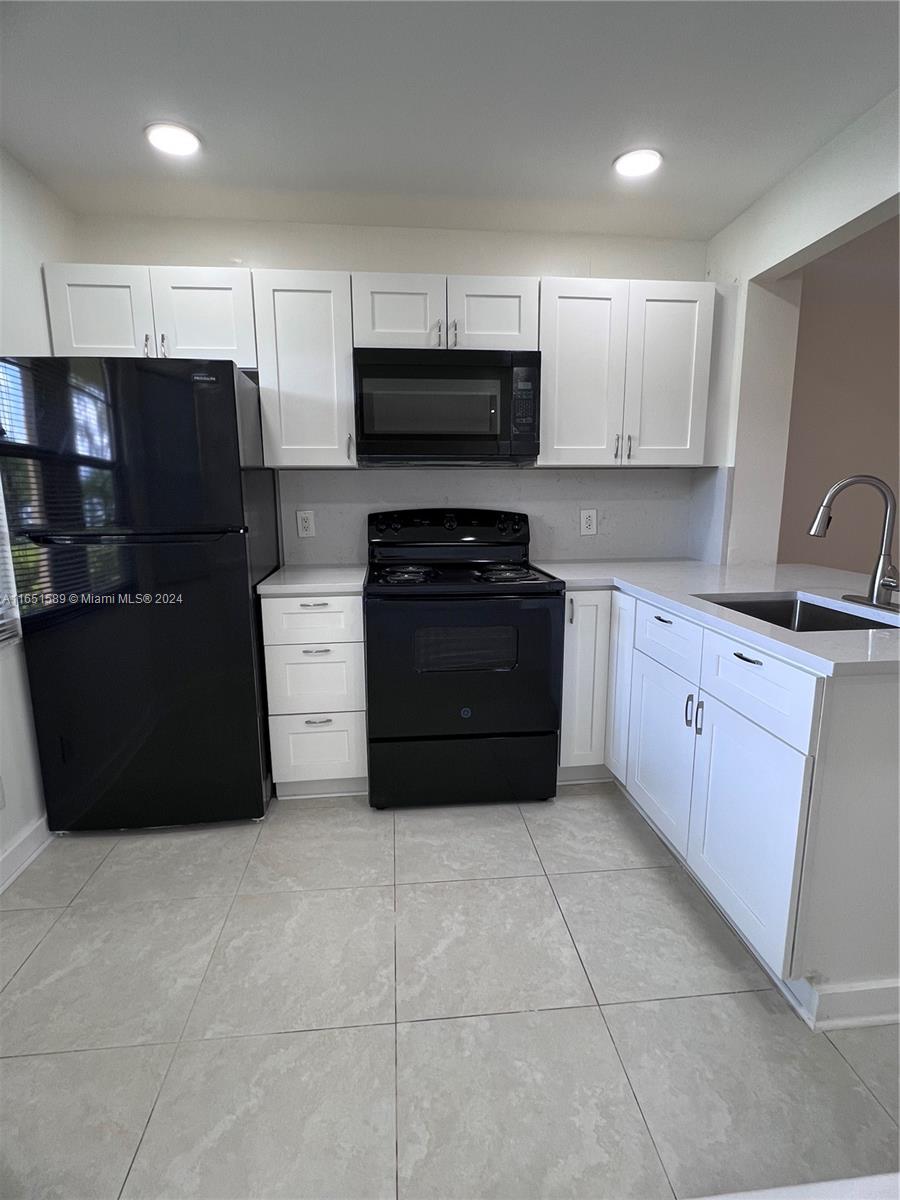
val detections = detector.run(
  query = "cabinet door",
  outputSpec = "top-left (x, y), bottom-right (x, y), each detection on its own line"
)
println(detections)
top-left (626, 649), bottom-right (696, 855)
top-left (446, 275), bottom-right (539, 350)
top-left (149, 267), bottom-right (257, 367)
top-left (538, 278), bottom-right (629, 466)
top-left (622, 280), bottom-right (714, 466)
top-left (351, 273), bottom-right (446, 348)
top-left (253, 270), bottom-right (356, 467)
top-left (44, 264), bottom-right (156, 357)
top-left (604, 591), bottom-right (636, 783)
top-left (560, 590), bottom-right (611, 769)
top-left (688, 692), bottom-right (811, 976)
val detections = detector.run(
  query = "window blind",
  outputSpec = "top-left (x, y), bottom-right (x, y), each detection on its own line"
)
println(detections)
top-left (0, 477), bottom-right (20, 646)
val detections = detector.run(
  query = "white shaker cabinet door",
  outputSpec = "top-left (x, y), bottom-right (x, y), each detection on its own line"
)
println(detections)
top-left (253, 270), bottom-right (356, 467)
top-left (604, 590), bottom-right (636, 783)
top-left (351, 273), bottom-right (447, 348)
top-left (622, 280), bottom-right (714, 466)
top-left (560, 590), bottom-right (611, 769)
top-left (446, 275), bottom-right (539, 350)
top-left (687, 692), bottom-right (811, 977)
top-left (149, 267), bottom-right (257, 367)
top-left (44, 264), bottom-right (156, 358)
top-left (538, 278), bottom-right (629, 466)
top-left (626, 649), bottom-right (696, 855)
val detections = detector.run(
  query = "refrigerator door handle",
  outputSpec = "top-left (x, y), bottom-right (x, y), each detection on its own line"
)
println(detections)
top-left (23, 530), bottom-right (245, 547)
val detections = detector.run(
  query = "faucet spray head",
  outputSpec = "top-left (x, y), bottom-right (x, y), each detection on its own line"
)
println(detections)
top-left (808, 505), bottom-right (832, 538)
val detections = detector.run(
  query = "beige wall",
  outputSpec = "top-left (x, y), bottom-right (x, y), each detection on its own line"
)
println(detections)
top-left (778, 217), bottom-right (899, 571)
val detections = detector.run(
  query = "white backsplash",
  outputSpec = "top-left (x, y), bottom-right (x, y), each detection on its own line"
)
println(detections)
top-left (278, 467), bottom-right (728, 565)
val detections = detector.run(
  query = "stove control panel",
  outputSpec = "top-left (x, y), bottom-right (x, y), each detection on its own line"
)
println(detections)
top-left (368, 508), bottom-right (529, 545)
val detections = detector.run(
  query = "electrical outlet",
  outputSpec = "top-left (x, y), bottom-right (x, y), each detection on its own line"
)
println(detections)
top-left (296, 510), bottom-right (316, 538)
top-left (580, 508), bottom-right (597, 536)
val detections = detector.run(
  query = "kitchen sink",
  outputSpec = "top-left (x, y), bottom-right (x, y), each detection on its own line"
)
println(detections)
top-left (695, 592), bottom-right (899, 632)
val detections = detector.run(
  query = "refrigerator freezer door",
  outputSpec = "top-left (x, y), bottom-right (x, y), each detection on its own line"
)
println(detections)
top-left (20, 532), bottom-right (268, 830)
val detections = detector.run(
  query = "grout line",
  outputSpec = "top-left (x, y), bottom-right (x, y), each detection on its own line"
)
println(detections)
top-left (0, 906), bottom-right (68, 995)
top-left (0, 1038), bottom-right (179, 1062)
top-left (62, 836), bottom-right (122, 906)
top-left (824, 1030), bottom-right (900, 1129)
top-left (176, 1019), bottom-right (398, 1045)
top-left (598, 985), bottom-right (774, 1008)
top-left (397, 1003), bottom-right (600, 1027)
top-left (115, 820), bottom-right (265, 1199)
top-left (599, 1005), bottom-right (677, 1200)
top-left (518, 803), bottom-right (677, 1200)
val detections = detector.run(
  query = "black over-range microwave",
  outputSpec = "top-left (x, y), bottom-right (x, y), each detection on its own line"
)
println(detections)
top-left (353, 349), bottom-right (540, 465)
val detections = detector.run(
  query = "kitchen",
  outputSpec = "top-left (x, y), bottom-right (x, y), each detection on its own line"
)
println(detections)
top-left (0, 3), bottom-right (898, 1199)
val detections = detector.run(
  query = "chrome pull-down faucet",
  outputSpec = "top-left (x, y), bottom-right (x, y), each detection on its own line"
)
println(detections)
top-left (808, 474), bottom-right (899, 609)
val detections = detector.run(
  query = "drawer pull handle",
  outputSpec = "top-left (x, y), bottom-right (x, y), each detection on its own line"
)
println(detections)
top-left (302, 648), bottom-right (332, 655)
top-left (299, 602), bottom-right (329, 609)
top-left (734, 652), bottom-right (763, 666)
top-left (304, 718), bottom-right (333, 726)
top-left (684, 692), bottom-right (694, 727)
top-left (654, 615), bottom-right (673, 625)
top-left (694, 699), bottom-right (704, 736)
top-left (568, 597), bottom-right (574, 624)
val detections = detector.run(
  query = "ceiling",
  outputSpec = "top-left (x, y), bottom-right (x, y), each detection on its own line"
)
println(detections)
top-left (1, 2), bottom-right (897, 239)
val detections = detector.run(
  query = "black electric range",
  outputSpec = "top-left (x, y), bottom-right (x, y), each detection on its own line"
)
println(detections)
top-left (363, 509), bottom-right (564, 808)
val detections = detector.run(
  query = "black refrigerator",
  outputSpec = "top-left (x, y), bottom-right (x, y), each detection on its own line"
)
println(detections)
top-left (0, 356), bottom-right (278, 831)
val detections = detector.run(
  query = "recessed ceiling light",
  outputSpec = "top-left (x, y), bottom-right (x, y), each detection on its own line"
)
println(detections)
top-left (145, 122), bottom-right (201, 157)
top-left (613, 149), bottom-right (662, 178)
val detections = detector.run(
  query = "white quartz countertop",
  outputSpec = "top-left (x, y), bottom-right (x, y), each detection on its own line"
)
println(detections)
top-left (258, 559), bottom-right (899, 676)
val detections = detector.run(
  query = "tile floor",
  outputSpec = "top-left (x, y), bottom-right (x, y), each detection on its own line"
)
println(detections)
top-left (0, 783), bottom-right (896, 1200)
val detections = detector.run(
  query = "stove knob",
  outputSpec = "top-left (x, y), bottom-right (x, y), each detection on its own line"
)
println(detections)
top-left (443, 514), bottom-right (458, 531)
top-left (390, 519), bottom-right (401, 533)
top-left (375, 518), bottom-right (387, 534)
top-left (511, 520), bottom-right (522, 534)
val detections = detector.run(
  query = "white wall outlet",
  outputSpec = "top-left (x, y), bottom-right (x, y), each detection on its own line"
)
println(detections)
top-left (296, 510), bottom-right (316, 538)
top-left (580, 508), bottom-right (597, 536)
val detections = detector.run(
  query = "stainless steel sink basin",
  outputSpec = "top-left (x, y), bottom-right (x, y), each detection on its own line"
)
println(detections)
top-left (695, 592), bottom-right (899, 632)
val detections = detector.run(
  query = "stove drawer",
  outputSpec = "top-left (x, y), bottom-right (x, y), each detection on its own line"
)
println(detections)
top-left (269, 712), bottom-right (368, 782)
top-left (262, 596), bottom-right (363, 645)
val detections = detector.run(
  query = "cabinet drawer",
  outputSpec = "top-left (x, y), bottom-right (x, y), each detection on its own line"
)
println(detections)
top-left (262, 596), bottom-right (363, 645)
top-left (634, 600), bottom-right (703, 683)
top-left (265, 643), bottom-right (366, 715)
top-left (269, 712), bottom-right (368, 782)
top-left (700, 629), bottom-right (821, 752)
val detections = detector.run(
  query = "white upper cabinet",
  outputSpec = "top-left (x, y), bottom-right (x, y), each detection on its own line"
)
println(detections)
top-left (538, 278), bottom-right (629, 466)
top-left (622, 280), bottom-right (714, 466)
top-left (560, 590), bottom-right (611, 769)
top-left (44, 264), bottom-right (157, 358)
top-left (446, 275), bottom-right (539, 350)
top-left (351, 273), bottom-right (447, 348)
top-left (253, 269), bottom-right (356, 468)
top-left (148, 267), bottom-right (257, 367)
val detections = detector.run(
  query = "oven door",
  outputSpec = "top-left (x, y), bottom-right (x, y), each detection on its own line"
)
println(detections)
top-left (365, 595), bottom-right (563, 739)
top-left (355, 355), bottom-right (511, 461)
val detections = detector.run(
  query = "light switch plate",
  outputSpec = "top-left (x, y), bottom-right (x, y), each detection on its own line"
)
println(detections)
top-left (297, 510), bottom-right (316, 538)
top-left (580, 508), bottom-right (597, 536)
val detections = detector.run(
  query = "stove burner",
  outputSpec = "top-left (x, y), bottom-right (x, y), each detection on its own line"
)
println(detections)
top-left (381, 566), bottom-right (436, 584)
top-left (476, 566), bottom-right (538, 583)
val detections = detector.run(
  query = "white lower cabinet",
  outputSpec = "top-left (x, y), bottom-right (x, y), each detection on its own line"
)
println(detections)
top-left (560, 590), bottom-right (611, 769)
top-left (687, 693), bottom-right (811, 976)
top-left (626, 649), bottom-right (696, 855)
top-left (262, 595), bottom-right (366, 787)
top-left (604, 590), bottom-right (635, 783)
top-left (269, 712), bottom-right (367, 783)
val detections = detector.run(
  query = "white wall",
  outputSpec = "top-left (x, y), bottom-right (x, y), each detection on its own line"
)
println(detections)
top-left (279, 467), bottom-right (720, 567)
top-left (0, 148), bottom-right (72, 877)
top-left (0, 146), bottom-right (73, 354)
top-left (70, 214), bottom-right (707, 281)
top-left (705, 91), bottom-right (899, 563)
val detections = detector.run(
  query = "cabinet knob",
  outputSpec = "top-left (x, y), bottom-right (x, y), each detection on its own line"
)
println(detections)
top-left (346, 434), bottom-right (352, 461)
top-left (626, 434), bottom-right (633, 461)
top-left (451, 319), bottom-right (458, 348)
top-left (436, 318), bottom-right (443, 347)
top-left (694, 699), bottom-right (705, 736)
top-left (143, 333), bottom-right (151, 357)
top-left (614, 433), bottom-right (620, 460)
top-left (684, 693), bottom-right (695, 727)
top-left (568, 597), bottom-right (574, 624)
top-left (160, 332), bottom-right (168, 358)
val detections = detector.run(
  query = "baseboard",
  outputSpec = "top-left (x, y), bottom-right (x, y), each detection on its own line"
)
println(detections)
top-left (275, 778), bottom-right (368, 800)
top-left (783, 976), bottom-right (900, 1031)
top-left (0, 814), bottom-right (51, 891)
top-left (557, 766), bottom-right (614, 784)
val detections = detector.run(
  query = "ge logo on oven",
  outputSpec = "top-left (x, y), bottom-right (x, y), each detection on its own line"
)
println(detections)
top-left (460, 707), bottom-right (472, 719)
